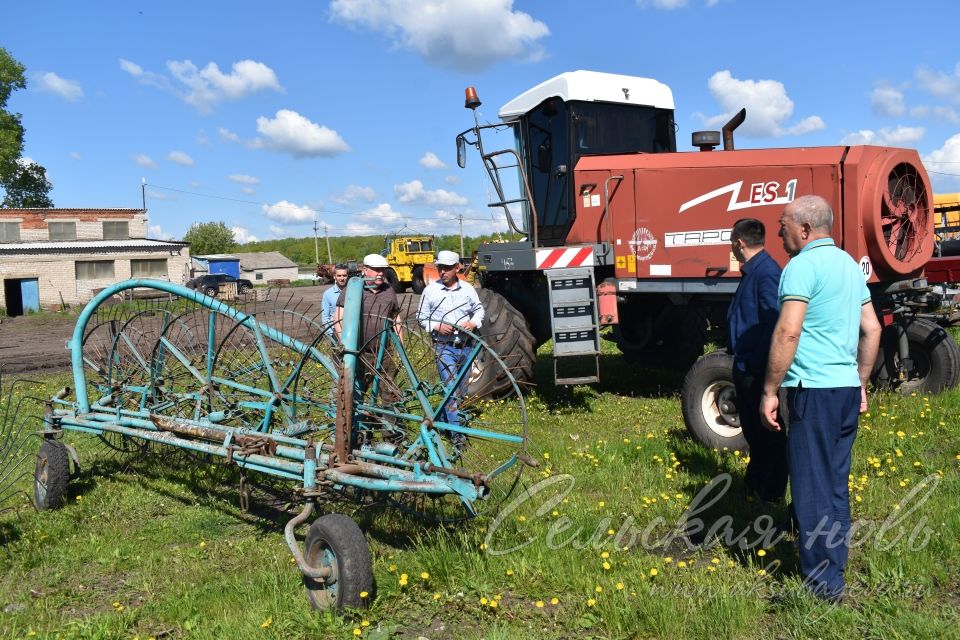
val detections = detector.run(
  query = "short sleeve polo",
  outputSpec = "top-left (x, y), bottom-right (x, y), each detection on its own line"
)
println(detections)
top-left (778, 238), bottom-right (871, 388)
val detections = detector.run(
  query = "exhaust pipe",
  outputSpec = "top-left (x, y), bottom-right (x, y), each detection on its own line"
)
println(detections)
top-left (722, 108), bottom-right (746, 151)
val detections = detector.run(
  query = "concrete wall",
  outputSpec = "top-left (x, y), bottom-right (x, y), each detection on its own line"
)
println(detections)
top-left (244, 266), bottom-right (300, 283)
top-left (0, 249), bottom-right (191, 310)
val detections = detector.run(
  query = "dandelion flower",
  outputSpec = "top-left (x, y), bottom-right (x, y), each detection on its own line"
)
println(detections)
top-left (616, 582), bottom-right (624, 590)
top-left (598, 500), bottom-right (605, 507)
top-left (353, 629), bottom-right (361, 637)
top-left (480, 597), bottom-right (488, 605)
top-left (602, 562), bottom-right (611, 570)
top-left (489, 600), bottom-right (498, 609)
top-left (360, 591), bottom-right (369, 598)
top-left (664, 557), bottom-right (673, 564)
top-left (399, 573), bottom-right (409, 586)
top-left (677, 561), bottom-right (687, 568)
top-left (433, 592), bottom-right (441, 600)
top-left (551, 597), bottom-right (560, 605)
top-left (757, 549), bottom-right (767, 557)
top-left (260, 618), bottom-right (273, 628)
top-left (601, 551), bottom-right (610, 559)
top-left (535, 600), bottom-right (544, 608)
top-left (421, 571), bottom-right (430, 580)
top-left (506, 569), bottom-right (514, 576)
top-left (587, 598), bottom-right (596, 607)
top-left (649, 568), bottom-right (658, 576)
top-left (595, 585), bottom-right (603, 593)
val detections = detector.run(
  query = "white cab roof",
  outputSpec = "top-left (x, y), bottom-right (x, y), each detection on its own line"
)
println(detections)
top-left (499, 70), bottom-right (675, 122)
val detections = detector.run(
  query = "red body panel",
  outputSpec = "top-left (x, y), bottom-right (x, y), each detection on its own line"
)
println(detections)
top-left (570, 146), bottom-right (933, 284)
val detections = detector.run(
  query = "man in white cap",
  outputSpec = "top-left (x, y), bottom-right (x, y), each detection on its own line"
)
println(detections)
top-left (334, 254), bottom-right (403, 421)
top-left (416, 250), bottom-right (485, 440)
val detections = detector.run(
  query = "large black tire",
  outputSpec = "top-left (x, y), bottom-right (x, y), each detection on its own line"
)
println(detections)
top-left (681, 351), bottom-right (748, 451)
top-left (470, 288), bottom-right (536, 398)
top-left (872, 318), bottom-right (960, 393)
top-left (411, 265), bottom-right (426, 294)
top-left (617, 303), bottom-right (708, 370)
top-left (383, 267), bottom-right (404, 293)
top-left (34, 440), bottom-right (70, 510)
top-left (302, 513), bottom-right (374, 611)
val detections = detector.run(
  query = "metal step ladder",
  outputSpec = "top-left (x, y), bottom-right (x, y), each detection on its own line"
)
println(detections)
top-left (547, 267), bottom-right (600, 385)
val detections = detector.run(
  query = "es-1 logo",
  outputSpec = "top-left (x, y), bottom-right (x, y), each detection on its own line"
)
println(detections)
top-left (679, 179), bottom-right (798, 214)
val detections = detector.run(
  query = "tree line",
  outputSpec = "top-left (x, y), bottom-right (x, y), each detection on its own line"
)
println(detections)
top-left (182, 221), bottom-right (522, 266)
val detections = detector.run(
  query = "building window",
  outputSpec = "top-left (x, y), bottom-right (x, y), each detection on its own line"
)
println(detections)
top-left (49, 221), bottom-right (77, 241)
top-left (102, 220), bottom-right (130, 240)
top-left (0, 221), bottom-right (20, 242)
top-left (76, 260), bottom-right (115, 280)
top-left (255, 272), bottom-right (263, 280)
top-left (131, 258), bottom-right (167, 278)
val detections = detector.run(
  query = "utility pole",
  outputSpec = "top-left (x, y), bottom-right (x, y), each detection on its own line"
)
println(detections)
top-left (312, 217), bottom-right (320, 265)
top-left (324, 225), bottom-right (333, 264)
top-left (458, 214), bottom-right (464, 257)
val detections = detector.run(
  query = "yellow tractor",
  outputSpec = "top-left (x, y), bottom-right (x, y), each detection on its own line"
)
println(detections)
top-left (382, 235), bottom-right (437, 293)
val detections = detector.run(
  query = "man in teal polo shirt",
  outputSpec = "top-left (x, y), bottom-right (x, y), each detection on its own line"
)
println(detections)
top-left (760, 194), bottom-right (881, 603)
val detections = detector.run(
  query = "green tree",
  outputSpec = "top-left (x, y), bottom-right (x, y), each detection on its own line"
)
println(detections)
top-left (182, 221), bottom-right (237, 256)
top-left (1, 161), bottom-right (53, 207)
top-left (0, 47), bottom-right (53, 207)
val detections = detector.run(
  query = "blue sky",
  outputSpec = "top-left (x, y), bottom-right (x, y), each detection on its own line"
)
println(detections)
top-left (4, 0), bottom-right (960, 244)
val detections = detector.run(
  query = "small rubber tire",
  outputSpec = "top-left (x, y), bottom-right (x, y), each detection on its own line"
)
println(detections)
top-left (681, 351), bottom-right (748, 451)
top-left (203, 286), bottom-right (218, 297)
top-left (35, 439), bottom-right (70, 510)
top-left (872, 318), bottom-right (960, 394)
top-left (302, 513), bottom-right (374, 611)
top-left (411, 265), bottom-right (426, 294)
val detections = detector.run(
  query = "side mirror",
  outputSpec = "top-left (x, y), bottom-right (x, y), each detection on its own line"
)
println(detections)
top-left (456, 135), bottom-right (467, 168)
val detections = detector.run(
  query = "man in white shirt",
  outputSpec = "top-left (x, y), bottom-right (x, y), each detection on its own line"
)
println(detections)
top-left (416, 250), bottom-right (485, 441)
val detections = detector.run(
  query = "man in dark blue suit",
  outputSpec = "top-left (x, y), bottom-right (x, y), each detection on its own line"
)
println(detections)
top-left (728, 218), bottom-right (787, 502)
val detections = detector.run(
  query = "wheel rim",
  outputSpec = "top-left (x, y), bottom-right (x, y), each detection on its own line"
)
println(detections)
top-left (699, 380), bottom-right (742, 439)
top-left (35, 457), bottom-right (48, 504)
top-left (305, 540), bottom-right (340, 607)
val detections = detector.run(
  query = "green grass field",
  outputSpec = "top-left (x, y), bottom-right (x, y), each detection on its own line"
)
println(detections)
top-left (1, 347), bottom-right (958, 639)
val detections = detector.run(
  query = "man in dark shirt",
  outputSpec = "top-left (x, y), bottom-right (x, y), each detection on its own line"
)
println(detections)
top-left (727, 218), bottom-right (787, 502)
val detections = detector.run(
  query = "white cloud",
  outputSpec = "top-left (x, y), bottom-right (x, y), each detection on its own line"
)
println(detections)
top-left (419, 151), bottom-right (447, 169)
top-left (252, 109), bottom-right (350, 158)
top-left (840, 126), bottom-right (925, 146)
top-left (924, 133), bottom-right (960, 175)
top-left (871, 85), bottom-right (905, 117)
top-left (167, 59), bottom-right (282, 113)
top-left (262, 200), bottom-right (317, 224)
top-left (231, 226), bottom-right (259, 244)
top-left (120, 58), bottom-right (280, 113)
top-left (444, 175), bottom-right (460, 185)
top-left (332, 184), bottom-right (377, 204)
top-left (148, 224), bottom-right (173, 240)
top-left (69, 151), bottom-right (82, 160)
top-left (343, 203), bottom-right (404, 235)
top-left (269, 225), bottom-right (287, 236)
top-left (702, 70), bottom-right (825, 138)
top-left (329, 0), bottom-right (549, 72)
top-left (219, 127), bottom-right (240, 143)
top-left (932, 106), bottom-right (960, 124)
top-left (241, 187), bottom-right (256, 195)
top-left (34, 71), bottom-right (83, 102)
top-left (145, 190), bottom-right (175, 201)
top-left (119, 58), bottom-right (171, 91)
top-left (915, 63), bottom-right (960, 103)
top-left (134, 154), bottom-right (158, 169)
top-left (168, 150), bottom-right (194, 166)
top-left (228, 174), bottom-right (260, 185)
top-left (395, 179), bottom-right (468, 206)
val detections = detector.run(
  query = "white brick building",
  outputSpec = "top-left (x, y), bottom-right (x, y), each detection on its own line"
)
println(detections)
top-left (0, 208), bottom-right (190, 315)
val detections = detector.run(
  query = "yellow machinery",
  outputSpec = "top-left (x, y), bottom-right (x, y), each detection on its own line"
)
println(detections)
top-left (935, 193), bottom-right (960, 240)
top-left (383, 235), bottom-right (436, 293)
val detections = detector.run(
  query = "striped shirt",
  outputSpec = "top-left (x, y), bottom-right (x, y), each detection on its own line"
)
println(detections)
top-left (417, 278), bottom-right (484, 333)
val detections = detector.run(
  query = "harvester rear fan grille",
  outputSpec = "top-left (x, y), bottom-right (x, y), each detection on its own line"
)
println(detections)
top-left (881, 162), bottom-right (930, 263)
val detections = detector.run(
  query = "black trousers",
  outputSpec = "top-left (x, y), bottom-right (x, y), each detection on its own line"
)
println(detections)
top-left (733, 367), bottom-right (788, 501)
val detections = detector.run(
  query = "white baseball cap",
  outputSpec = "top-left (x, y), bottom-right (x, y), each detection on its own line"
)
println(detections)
top-left (435, 250), bottom-right (460, 266)
top-left (363, 253), bottom-right (389, 268)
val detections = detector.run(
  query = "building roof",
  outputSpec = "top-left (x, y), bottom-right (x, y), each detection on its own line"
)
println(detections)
top-left (194, 254), bottom-right (239, 261)
top-left (0, 208), bottom-right (145, 218)
top-left (238, 251), bottom-right (298, 270)
top-left (0, 239), bottom-right (188, 254)
top-left (498, 70), bottom-right (675, 122)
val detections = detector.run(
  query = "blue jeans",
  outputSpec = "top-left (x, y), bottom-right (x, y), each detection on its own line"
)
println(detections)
top-left (434, 341), bottom-right (469, 427)
top-left (786, 385), bottom-right (860, 602)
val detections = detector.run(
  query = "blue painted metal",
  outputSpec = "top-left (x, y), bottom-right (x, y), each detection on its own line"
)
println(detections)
top-left (207, 257), bottom-right (240, 278)
top-left (20, 278), bottom-right (39, 313)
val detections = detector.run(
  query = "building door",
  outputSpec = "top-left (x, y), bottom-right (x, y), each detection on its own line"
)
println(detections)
top-left (2, 278), bottom-right (39, 316)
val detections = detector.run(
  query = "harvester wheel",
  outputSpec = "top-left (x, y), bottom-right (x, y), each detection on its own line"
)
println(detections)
top-left (34, 440), bottom-right (70, 510)
top-left (411, 265), bottom-right (426, 294)
top-left (681, 351), bottom-right (747, 451)
top-left (871, 319), bottom-right (960, 394)
top-left (472, 288), bottom-right (536, 397)
top-left (302, 513), bottom-right (373, 610)
top-left (617, 305), bottom-right (707, 370)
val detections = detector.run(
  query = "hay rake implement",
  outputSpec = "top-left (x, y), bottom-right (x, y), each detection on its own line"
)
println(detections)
top-left (32, 278), bottom-right (530, 610)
